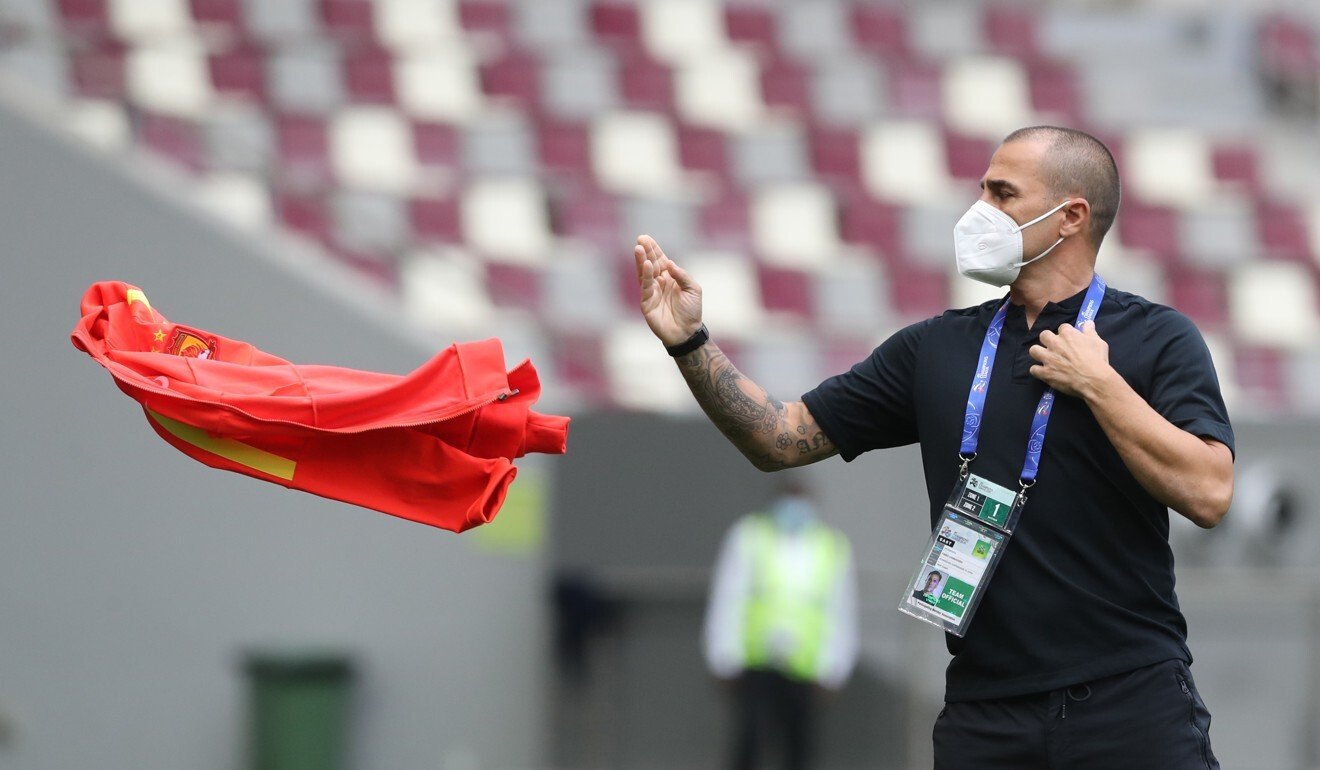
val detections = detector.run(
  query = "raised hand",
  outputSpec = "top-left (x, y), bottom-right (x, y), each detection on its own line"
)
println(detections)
top-left (634, 234), bottom-right (703, 347)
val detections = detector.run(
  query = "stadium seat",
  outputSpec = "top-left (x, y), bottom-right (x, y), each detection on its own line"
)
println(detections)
top-left (63, 98), bottom-right (132, 150)
top-left (901, 201), bottom-right (965, 268)
top-left (1211, 144), bottom-right (1262, 194)
top-left (541, 250), bottom-right (622, 329)
top-left (126, 41), bottom-right (215, 117)
top-left (621, 195), bottom-right (698, 257)
top-left (1255, 199), bottom-right (1311, 260)
top-left (537, 117), bottom-right (592, 176)
top-left (886, 259), bottom-right (949, 320)
top-left (778, 1), bottom-right (852, 62)
top-left (541, 46), bottom-right (619, 120)
top-left (461, 112), bottom-right (535, 175)
top-left (807, 124), bottom-right (862, 191)
top-left (750, 183), bottom-right (840, 269)
top-left (276, 191), bottom-right (333, 245)
top-left (851, 4), bottom-right (908, 60)
top-left (942, 57), bottom-right (1033, 140)
top-left (731, 121), bottom-right (808, 187)
top-left (242, 0), bottom-right (319, 42)
top-left (513, 0), bottom-right (588, 51)
top-left (374, 0), bottom-right (461, 51)
top-left (885, 59), bottom-right (943, 120)
top-left (759, 55), bottom-right (810, 115)
top-left (1126, 128), bottom-right (1216, 207)
top-left (813, 254), bottom-right (890, 338)
top-left (330, 106), bottom-right (417, 192)
top-left (138, 113), bottom-right (206, 171)
top-left (1166, 264), bottom-right (1228, 329)
top-left (676, 122), bottom-right (729, 178)
top-left (408, 194), bottom-right (462, 243)
top-left (757, 264), bottom-right (812, 319)
top-left (193, 171), bottom-right (271, 229)
top-left (457, 0), bottom-right (509, 36)
top-left (1116, 200), bottom-right (1180, 262)
top-left (547, 181), bottom-right (618, 250)
top-left (460, 177), bottom-right (552, 263)
top-left (1025, 60), bottom-right (1083, 125)
top-left (618, 51), bottom-right (673, 112)
top-left (861, 120), bottom-right (953, 204)
top-left (71, 40), bottom-right (127, 100)
top-left (267, 42), bottom-right (344, 114)
top-left (724, 3), bottom-right (776, 51)
top-left (683, 250), bottom-right (764, 338)
top-left (740, 328), bottom-right (824, 401)
top-left (674, 47), bottom-right (763, 131)
top-left (1179, 200), bottom-right (1255, 269)
top-left (641, 0), bottom-right (725, 64)
top-left (591, 110), bottom-right (681, 196)
top-left (400, 246), bottom-right (496, 330)
top-left (839, 194), bottom-right (901, 257)
top-left (332, 188), bottom-right (408, 254)
top-left (393, 49), bottom-right (484, 121)
top-left (908, 2), bottom-right (983, 59)
top-left (109, 0), bottom-right (193, 41)
top-left (810, 55), bottom-right (887, 127)
top-left (1229, 260), bottom-right (1320, 349)
top-left (697, 191), bottom-right (751, 251)
top-left (483, 260), bottom-right (542, 309)
top-left (604, 321), bottom-right (693, 411)
top-left (204, 103), bottom-right (273, 172)
top-left (943, 130), bottom-right (995, 181)
top-left (411, 120), bottom-right (458, 168)
top-left (208, 43), bottom-right (266, 103)
top-left (984, 5), bottom-right (1042, 61)
top-left (480, 48), bottom-right (539, 107)
top-left (589, 0), bottom-right (639, 46)
top-left (343, 44), bottom-right (396, 104)
top-left (320, 0), bottom-right (374, 44)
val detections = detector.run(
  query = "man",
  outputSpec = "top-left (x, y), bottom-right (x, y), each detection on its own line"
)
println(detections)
top-left (634, 126), bottom-right (1233, 768)
top-left (703, 482), bottom-right (858, 770)
top-left (914, 570), bottom-right (943, 605)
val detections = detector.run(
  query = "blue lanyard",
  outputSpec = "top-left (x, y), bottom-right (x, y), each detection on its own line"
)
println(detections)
top-left (959, 274), bottom-right (1107, 485)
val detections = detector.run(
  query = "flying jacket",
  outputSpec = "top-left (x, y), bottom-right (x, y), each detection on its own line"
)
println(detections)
top-left (71, 281), bottom-right (569, 532)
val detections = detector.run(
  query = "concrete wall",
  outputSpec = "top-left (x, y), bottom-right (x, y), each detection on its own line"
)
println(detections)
top-left (0, 99), bottom-right (546, 769)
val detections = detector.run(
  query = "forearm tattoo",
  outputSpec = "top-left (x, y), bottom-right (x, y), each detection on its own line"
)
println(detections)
top-left (675, 344), bottom-right (832, 470)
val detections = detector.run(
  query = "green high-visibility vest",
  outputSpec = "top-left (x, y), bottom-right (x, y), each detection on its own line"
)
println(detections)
top-left (741, 515), bottom-right (848, 682)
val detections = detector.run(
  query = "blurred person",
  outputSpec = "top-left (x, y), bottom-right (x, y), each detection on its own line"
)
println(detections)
top-left (634, 126), bottom-right (1233, 769)
top-left (703, 481), bottom-right (858, 770)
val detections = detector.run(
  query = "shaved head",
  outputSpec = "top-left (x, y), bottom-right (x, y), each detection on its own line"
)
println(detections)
top-left (1003, 126), bottom-right (1121, 248)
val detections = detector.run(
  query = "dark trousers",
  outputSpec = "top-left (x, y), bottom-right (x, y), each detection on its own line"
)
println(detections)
top-left (933, 659), bottom-right (1219, 769)
top-left (731, 669), bottom-right (816, 770)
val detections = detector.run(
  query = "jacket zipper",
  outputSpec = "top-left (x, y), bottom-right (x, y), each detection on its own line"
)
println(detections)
top-left (106, 364), bottom-right (517, 434)
top-left (1178, 676), bottom-right (1213, 769)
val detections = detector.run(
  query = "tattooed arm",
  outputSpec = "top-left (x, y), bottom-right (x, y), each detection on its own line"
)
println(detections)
top-left (633, 234), bottom-right (837, 471)
top-left (674, 343), bottom-right (837, 470)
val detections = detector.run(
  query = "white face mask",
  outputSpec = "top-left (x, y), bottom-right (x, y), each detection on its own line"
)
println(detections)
top-left (954, 199), bottom-right (1072, 287)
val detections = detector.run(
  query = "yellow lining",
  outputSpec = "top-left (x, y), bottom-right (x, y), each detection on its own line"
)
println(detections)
top-left (146, 408), bottom-right (296, 480)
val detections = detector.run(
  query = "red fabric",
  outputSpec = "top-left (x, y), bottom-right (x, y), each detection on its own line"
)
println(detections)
top-left (71, 281), bottom-right (569, 532)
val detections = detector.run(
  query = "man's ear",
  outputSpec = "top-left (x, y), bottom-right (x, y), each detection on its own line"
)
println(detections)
top-left (1060, 198), bottom-right (1091, 238)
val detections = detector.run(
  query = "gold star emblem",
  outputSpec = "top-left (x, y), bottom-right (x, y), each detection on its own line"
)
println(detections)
top-left (153, 329), bottom-right (166, 342)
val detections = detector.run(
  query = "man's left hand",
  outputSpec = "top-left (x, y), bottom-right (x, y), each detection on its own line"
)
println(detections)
top-left (1028, 321), bottom-right (1117, 400)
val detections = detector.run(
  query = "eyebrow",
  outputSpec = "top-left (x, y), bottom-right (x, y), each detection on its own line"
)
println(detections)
top-left (980, 178), bottom-right (1020, 195)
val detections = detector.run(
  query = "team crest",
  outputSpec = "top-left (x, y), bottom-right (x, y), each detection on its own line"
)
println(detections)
top-left (166, 327), bottom-right (219, 359)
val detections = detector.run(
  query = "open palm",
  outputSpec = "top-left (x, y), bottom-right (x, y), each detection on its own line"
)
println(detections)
top-left (634, 235), bottom-right (703, 347)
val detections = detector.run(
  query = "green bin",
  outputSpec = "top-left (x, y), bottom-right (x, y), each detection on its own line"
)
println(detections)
top-left (243, 652), bottom-right (355, 770)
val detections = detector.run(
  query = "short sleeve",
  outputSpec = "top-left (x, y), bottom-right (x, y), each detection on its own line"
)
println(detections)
top-left (801, 319), bottom-right (929, 461)
top-left (1143, 308), bottom-right (1235, 457)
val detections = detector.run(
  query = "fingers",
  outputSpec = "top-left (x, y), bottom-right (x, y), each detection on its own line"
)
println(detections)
top-left (1029, 364), bottom-right (1047, 381)
top-left (1081, 320), bottom-right (1099, 336)
top-left (1038, 329), bottom-right (1057, 346)
top-left (1028, 344), bottom-right (1048, 362)
top-left (634, 244), bottom-right (647, 282)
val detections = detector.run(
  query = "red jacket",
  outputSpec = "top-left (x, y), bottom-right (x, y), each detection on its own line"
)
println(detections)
top-left (71, 281), bottom-right (569, 532)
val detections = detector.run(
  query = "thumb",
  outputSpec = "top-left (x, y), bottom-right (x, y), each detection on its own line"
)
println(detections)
top-left (1082, 320), bottom-right (1099, 337)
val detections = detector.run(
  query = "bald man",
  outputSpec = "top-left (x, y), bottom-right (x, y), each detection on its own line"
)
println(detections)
top-left (634, 126), bottom-right (1231, 768)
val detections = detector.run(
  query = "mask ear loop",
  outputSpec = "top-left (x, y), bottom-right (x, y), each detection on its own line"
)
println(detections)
top-left (1009, 199), bottom-right (1072, 269)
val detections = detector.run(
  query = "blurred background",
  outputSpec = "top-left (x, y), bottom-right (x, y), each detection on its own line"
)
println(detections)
top-left (0, 0), bottom-right (1318, 767)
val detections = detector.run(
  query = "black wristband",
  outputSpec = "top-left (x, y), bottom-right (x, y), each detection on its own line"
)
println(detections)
top-left (666, 324), bottom-right (710, 357)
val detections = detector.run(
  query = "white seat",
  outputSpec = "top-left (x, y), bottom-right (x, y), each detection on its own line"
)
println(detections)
top-left (592, 111), bottom-right (681, 196)
top-left (1096, 241), bottom-right (1168, 305)
top-left (0, 0), bottom-right (57, 32)
top-left (1127, 128), bottom-right (1215, 207)
top-left (740, 329), bottom-right (824, 403)
top-left (862, 121), bottom-right (954, 204)
top-left (732, 122), bottom-right (808, 187)
top-left (604, 322), bottom-right (695, 412)
top-left (330, 107), bottom-right (418, 193)
top-left (462, 113), bottom-right (536, 175)
top-left (641, 0), bottom-right (726, 64)
top-left (1179, 200), bottom-right (1254, 269)
top-left (242, 0), bottom-right (319, 42)
top-left (203, 103), bottom-right (273, 172)
top-left (193, 172), bottom-right (271, 231)
top-left (675, 48), bottom-right (763, 132)
top-left (394, 49), bottom-right (484, 122)
top-left (542, 47), bottom-right (619, 120)
top-left (1200, 331), bottom-right (1238, 413)
top-left (126, 42), bottom-right (214, 118)
top-left (909, 3), bottom-right (983, 59)
top-left (778, 2), bottom-right (853, 61)
top-left (751, 183), bottom-right (839, 269)
top-left (109, 0), bottom-right (192, 41)
top-left (815, 255), bottom-right (890, 337)
top-left (64, 99), bottom-right (132, 151)
top-left (942, 57), bottom-right (1033, 141)
top-left (461, 177), bottom-right (551, 264)
top-left (331, 190), bottom-right (408, 254)
top-left (681, 250), bottom-right (764, 339)
top-left (375, 0), bottom-right (461, 52)
top-left (1229, 261), bottom-right (1320, 349)
top-left (902, 201), bottom-right (967, 267)
top-left (514, 0), bottom-right (589, 50)
top-left (400, 247), bottom-right (496, 332)
top-left (267, 42), bottom-right (344, 114)
top-left (811, 56), bottom-right (887, 127)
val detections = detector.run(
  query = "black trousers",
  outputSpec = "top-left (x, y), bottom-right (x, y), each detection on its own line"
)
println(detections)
top-left (933, 659), bottom-right (1219, 769)
top-left (731, 669), bottom-right (816, 770)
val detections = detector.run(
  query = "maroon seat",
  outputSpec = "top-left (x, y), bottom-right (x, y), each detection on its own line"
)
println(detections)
top-left (551, 331), bottom-right (610, 402)
top-left (481, 49), bottom-right (540, 106)
top-left (760, 56), bottom-right (810, 114)
top-left (191, 0), bottom-right (244, 31)
top-left (56, 0), bottom-right (111, 40)
top-left (210, 43), bottom-right (268, 102)
top-left (537, 118), bottom-right (592, 175)
top-left (485, 262), bottom-right (543, 311)
top-left (807, 124), bottom-right (861, 192)
top-left (945, 130), bottom-right (996, 181)
top-left (409, 196), bottom-right (463, 243)
top-left (275, 114), bottom-right (333, 189)
top-left (698, 193), bottom-right (751, 251)
top-left (1260, 14), bottom-right (1318, 81)
top-left (589, 0), bottom-right (640, 46)
top-left (321, 0), bottom-right (376, 44)
top-left (343, 44), bottom-right (396, 104)
top-left (71, 41), bottom-right (126, 99)
top-left (459, 0), bottom-right (510, 35)
top-left (1026, 61), bottom-right (1083, 125)
top-left (1256, 199), bottom-right (1312, 260)
top-left (1236, 345), bottom-right (1287, 410)
top-left (887, 260), bottom-right (948, 320)
top-left (1166, 264), bottom-right (1228, 328)
top-left (619, 52), bottom-right (673, 112)
top-left (758, 264), bottom-right (813, 318)
top-left (887, 60), bottom-right (943, 120)
top-left (1211, 144), bottom-right (1261, 194)
top-left (549, 183), bottom-right (619, 250)
top-left (725, 4), bottom-right (777, 51)
top-left (840, 195), bottom-right (901, 257)
top-left (852, 4), bottom-right (909, 60)
top-left (677, 123), bottom-right (729, 177)
top-left (277, 192), bottom-right (333, 245)
top-left (1117, 200), bottom-right (1180, 262)
top-left (139, 114), bottom-right (206, 172)
top-left (412, 121), bottom-right (459, 168)
top-left (984, 5), bottom-right (1042, 61)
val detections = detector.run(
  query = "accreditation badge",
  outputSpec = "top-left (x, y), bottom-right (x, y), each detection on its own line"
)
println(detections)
top-left (898, 471), bottom-right (1026, 637)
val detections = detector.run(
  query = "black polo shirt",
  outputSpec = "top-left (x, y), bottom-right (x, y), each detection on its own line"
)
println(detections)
top-left (802, 283), bottom-right (1234, 702)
